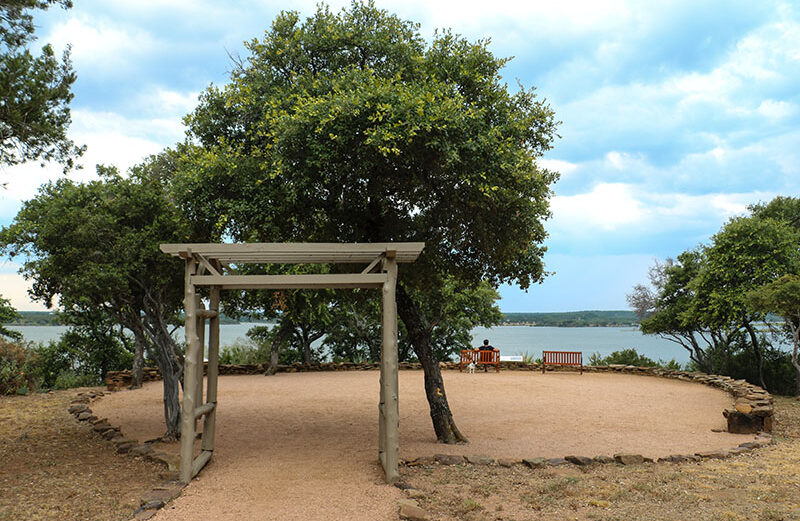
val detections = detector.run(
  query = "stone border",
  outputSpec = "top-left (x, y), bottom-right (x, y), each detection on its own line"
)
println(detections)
top-left (67, 390), bottom-right (184, 520)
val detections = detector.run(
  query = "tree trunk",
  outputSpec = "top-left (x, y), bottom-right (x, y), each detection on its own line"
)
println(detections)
top-left (265, 322), bottom-right (291, 376)
top-left (789, 320), bottom-right (800, 396)
top-left (743, 320), bottom-right (766, 390)
top-left (142, 311), bottom-right (184, 441)
top-left (130, 325), bottom-right (146, 389)
top-left (396, 284), bottom-right (467, 444)
top-left (301, 328), bottom-right (311, 364)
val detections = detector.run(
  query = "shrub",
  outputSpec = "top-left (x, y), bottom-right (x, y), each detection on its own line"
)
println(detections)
top-left (219, 338), bottom-right (265, 365)
top-left (53, 369), bottom-right (99, 390)
top-left (589, 348), bottom-right (682, 370)
top-left (0, 339), bottom-right (38, 395)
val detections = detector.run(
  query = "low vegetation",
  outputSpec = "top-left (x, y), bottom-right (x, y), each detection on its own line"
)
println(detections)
top-left (588, 348), bottom-right (682, 370)
top-left (402, 396), bottom-right (800, 521)
top-left (0, 389), bottom-right (163, 521)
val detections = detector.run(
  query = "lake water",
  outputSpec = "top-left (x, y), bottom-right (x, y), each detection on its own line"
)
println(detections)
top-left (9, 323), bottom-right (690, 364)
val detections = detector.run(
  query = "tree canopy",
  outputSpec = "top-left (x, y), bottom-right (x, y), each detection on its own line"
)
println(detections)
top-left (1, 0), bottom-right (83, 173)
top-left (630, 196), bottom-right (800, 393)
top-left (0, 155), bottom-right (190, 437)
top-left (179, 1), bottom-right (559, 442)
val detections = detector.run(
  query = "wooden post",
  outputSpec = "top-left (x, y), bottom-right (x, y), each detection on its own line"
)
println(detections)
top-left (379, 251), bottom-right (400, 483)
top-left (180, 256), bottom-right (200, 484)
top-left (195, 295), bottom-right (205, 423)
top-left (202, 286), bottom-right (221, 452)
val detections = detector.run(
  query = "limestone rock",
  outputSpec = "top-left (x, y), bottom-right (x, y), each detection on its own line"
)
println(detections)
top-left (68, 403), bottom-right (89, 414)
top-left (404, 456), bottom-right (434, 467)
top-left (140, 484), bottom-right (183, 506)
top-left (406, 489), bottom-right (426, 499)
top-left (522, 457), bottom-right (547, 469)
top-left (696, 450), bottom-right (730, 459)
top-left (133, 508), bottom-right (158, 520)
top-left (565, 455), bottom-right (594, 466)
top-left (399, 502), bottom-right (431, 521)
top-left (465, 454), bottom-right (494, 465)
top-left (723, 409), bottom-right (763, 434)
top-left (434, 454), bottom-right (465, 466)
top-left (614, 454), bottom-right (644, 465)
top-left (547, 458), bottom-right (569, 466)
top-left (593, 455), bottom-right (615, 464)
top-left (115, 442), bottom-right (138, 454)
top-left (148, 452), bottom-right (180, 471)
top-left (496, 458), bottom-right (516, 467)
top-left (130, 444), bottom-right (155, 456)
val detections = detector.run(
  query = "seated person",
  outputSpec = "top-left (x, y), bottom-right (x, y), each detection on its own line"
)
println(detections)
top-left (479, 339), bottom-right (496, 351)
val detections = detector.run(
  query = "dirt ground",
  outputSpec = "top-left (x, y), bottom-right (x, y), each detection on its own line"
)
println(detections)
top-left (88, 370), bottom-right (756, 521)
top-left (0, 389), bottom-right (163, 521)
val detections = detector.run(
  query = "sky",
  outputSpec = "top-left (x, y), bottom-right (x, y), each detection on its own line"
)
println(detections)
top-left (1, 0), bottom-right (798, 312)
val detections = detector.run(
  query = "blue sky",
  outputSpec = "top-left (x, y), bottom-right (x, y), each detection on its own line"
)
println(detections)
top-left (1, 0), bottom-right (798, 311)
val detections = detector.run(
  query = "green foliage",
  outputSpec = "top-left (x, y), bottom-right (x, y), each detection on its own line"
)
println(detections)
top-left (0, 154), bottom-right (190, 435)
top-left (218, 338), bottom-right (266, 365)
top-left (0, 339), bottom-right (37, 394)
top-left (686, 338), bottom-right (797, 396)
top-left (630, 195), bottom-right (800, 393)
top-left (0, 294), bottom-right (22, 340)
top-left (748, 275), bottom-right (800, 327)
top-left (0, 0), bottom-right (84, 172)
top-left (588, 348), bottom-right (682, 370)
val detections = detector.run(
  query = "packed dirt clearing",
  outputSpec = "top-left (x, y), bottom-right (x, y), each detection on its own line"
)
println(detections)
top-left (89, 370), bottom-right (756, 521)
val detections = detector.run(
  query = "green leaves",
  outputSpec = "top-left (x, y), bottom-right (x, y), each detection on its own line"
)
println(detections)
top-left (0, 0), bottom-right (84, 172)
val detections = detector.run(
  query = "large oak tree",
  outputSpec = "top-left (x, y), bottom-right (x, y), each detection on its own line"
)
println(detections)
top-left (181, 2), bottom-right (559, 442)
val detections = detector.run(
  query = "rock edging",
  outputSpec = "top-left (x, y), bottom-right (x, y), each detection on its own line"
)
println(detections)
top-left (399, 430), bottom-right (774, 471)
top-left (67, 390), bottom-right (184, 520)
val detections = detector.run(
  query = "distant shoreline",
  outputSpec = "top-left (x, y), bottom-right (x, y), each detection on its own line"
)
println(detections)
top-left (10, 309), bottom-right (642, 327)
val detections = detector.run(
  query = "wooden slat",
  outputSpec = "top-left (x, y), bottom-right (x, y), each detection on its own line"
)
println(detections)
top-left (191, 273), bottom-right (387, 289)
top-left (191, 450), bottom-right (213, 478)
top-left (194, 402), bottom-right (216, 419)
top-left (160, 242), bottom-right (425, 264)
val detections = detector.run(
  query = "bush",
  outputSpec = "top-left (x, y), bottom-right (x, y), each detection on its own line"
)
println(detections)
top-left (0, 339), bottom-right (38, 395)
top-left (588, 348), bottom-right (683, 370)
top-left (219, 338), bottom-right (266, 365)
top-left (53, 369), bottom-right (99, 390)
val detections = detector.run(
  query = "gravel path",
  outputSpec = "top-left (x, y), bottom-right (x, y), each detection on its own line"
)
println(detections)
top-left (91, 370), bottom-right (754, 520)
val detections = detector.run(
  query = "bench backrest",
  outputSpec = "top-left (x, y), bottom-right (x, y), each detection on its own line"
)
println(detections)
top-left (542, 350), bottom-right (582, 366)
top-left (460, 349), bottom-right (499, 364)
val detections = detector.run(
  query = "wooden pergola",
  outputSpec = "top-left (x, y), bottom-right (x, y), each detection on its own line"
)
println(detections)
top-left (159, 242), bottom-right (424, 485)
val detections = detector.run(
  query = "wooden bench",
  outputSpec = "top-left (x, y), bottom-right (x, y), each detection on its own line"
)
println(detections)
top-left (541, 350), bottom-right (583, 374)
top-left (460, 349), bottom-right (500, 372)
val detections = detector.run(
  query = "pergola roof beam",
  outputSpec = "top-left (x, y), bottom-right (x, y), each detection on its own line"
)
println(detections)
top-left (160, 242), bottom-right (424, 264)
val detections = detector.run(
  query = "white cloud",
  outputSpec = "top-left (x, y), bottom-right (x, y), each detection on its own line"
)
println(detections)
top-left (551, 183), bottom-right (645, 232)
top-left (757, 99), bottom-right (798, 120)
top-left (550, 182), bottom-right (772, 241)
top-left (0, 273), bottom-right (48, 311)
top-left (47, 15), bottom-right (157, 75)
top-left (539, 158), bottom-right (578, 178)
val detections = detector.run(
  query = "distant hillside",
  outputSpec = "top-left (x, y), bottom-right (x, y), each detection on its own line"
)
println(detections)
top-left (501, 310), bottom-right (639, 327)
top-left (10, 311), bottom-right (61, 326)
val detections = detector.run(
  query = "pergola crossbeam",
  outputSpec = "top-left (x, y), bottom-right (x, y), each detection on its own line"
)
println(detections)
top-left (190, 273), bottom-right (388, 289)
